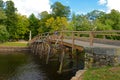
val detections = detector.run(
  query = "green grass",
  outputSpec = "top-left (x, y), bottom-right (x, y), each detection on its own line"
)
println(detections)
top-left (0, 42), bottom-right (28, 47)
top-left (83, 66), bottom-right (120, 80)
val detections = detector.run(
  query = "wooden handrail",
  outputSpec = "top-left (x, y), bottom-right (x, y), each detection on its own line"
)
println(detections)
top-left (29, 30), bottom-right (120, 46)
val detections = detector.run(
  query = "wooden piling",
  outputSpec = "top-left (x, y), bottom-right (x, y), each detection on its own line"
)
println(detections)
top-left (57, 49), bottom-right (65, 74)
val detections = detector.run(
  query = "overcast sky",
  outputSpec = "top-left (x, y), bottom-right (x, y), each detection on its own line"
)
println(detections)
top-left (3, 0), bottom-right (120, 17)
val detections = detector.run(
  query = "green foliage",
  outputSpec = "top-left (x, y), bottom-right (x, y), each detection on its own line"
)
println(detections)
top-left (0, 0), bottom-right (4, 9)
top-left (0, 0), bottom-right (120, 41)
top-left (94, 19), bottom-right (112, 31)
top-left (15, 14), bottom-right (29, 40)
top-left (0, 0), bottom-right (6, 24)
top-left (37, 11), bottom-right (52, 33)
top-left (51, 1), bottom-right (70, 18)
top-left (71, 9), bottom-right (120, 31)
top-left (28, 13), bottom-right (39, 37)
top-left (0, 7), bottom-right (7, 24)
top-left (87, 10), bottom-right (105, 20)
top-left (71, 14), bottom-right (92, 31)
top-left (45, 17), bottom-right (68, 32)
top-left (0, 25), bottom-right (9, 42)
top-left (5, 0), bottom-right (18, 39)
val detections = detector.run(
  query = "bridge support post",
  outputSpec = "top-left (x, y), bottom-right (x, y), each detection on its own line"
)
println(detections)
top-left (57, 49), bottom-right (65, 74)
top-left (46, 44), bottom-right (51, 64)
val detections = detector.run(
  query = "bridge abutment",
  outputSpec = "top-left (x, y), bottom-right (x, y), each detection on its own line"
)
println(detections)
top-left (84, 47), bottom-right (120, 69)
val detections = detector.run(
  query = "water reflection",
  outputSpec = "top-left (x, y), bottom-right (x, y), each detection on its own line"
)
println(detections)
top-left (0, 53), bottom-right (48, 80)
top-left (0, 52), bottom-right (73, 80)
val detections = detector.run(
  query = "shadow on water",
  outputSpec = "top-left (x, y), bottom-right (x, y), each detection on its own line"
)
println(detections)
top-left (0, 52), bottom-right (76, 80)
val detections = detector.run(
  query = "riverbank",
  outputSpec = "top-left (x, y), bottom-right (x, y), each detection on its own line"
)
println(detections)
top-left (71, 65), bottom-right (120, 80)
top-left (0, 42), bottom-right (30, 52)
top-left (71, 70), bottom-right (86, 80)
top-left (0, 41), bottom-right (28, 47)
top-left (0, 46), bottom-right (30, 52)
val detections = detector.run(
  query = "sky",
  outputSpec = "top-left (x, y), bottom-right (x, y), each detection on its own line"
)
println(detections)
top-left (3, 0), bottom-right (120, 17)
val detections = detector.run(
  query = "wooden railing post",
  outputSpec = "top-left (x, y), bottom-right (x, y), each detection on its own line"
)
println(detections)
top-left (89, 31), bottom-right (94, 46)
top-left (72, 31), bottom-right (75, 54)
top-left (61, 31), bottom-right (63, 46)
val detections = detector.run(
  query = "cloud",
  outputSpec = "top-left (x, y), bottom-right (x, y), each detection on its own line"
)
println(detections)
top-left (3, 0), bottom-right (51, 17)
top-left (99, 0), bottom-right (120, 12)
top-left (106, 0), bottom-right (120, 12)
top-left (98, 0), bottom-right (107, 5)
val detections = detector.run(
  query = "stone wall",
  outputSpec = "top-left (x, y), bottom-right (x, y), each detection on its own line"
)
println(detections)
top-left (84, 47), bottom-right (120, 69)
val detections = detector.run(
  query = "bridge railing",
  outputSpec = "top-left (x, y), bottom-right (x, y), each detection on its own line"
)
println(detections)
top-left (61, 30), bottom-right (120, 46)
top-left (29, 30), bottom-right (120, 46)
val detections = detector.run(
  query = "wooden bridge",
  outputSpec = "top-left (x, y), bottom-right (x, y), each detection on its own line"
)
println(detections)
top-left (29, 31), bottom-right (120, 73)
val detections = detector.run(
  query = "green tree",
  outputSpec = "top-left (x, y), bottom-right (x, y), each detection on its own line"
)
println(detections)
top-left (0, 0), bottom-right (4, 9)
top-left (70, 14), bottom-right (92, 31)
top-left (94, 19), bottom-right (112, 30)
top-left (15, 14), bottom-right (29, 40)
top-left (87, 10), bottom-right (105, 20)
top-left (108, 9), bottom-right (120, 30)
top-left (96, 9), bottom-right (120, 30)
top-left (5, 0), bottom-right (17, 39)
top-left (0, 7), bottom-right (7, 24)
top-left (0, 0), bottom-right (6, 24)
top-left (39, 11), bottom-right (50, 19)
top-left (28, 13), bottom-right (39, 37)
top-left (38, 11), bottom-right (52, 33)
top-left (51, 2), bottom-right (70, 18)
top-left (0, 25), bottom-right (9, 42)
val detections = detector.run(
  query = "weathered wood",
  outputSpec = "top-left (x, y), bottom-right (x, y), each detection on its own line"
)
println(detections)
top-left (72, 31), bottom-right (75, 54)
top-left (29, 30), bottom-right (120, 73)
top-left (57, 49), bottom-right (65, 74)
top-left (46, 44), bottom-right (51, 64)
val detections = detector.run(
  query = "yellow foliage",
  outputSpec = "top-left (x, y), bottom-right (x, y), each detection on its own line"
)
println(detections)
top-left (45, 17), bottom-right (68, 32)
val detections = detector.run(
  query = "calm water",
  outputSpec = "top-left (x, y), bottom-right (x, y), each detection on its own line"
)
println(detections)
top-left (0, 52), bottom-right (74, 80)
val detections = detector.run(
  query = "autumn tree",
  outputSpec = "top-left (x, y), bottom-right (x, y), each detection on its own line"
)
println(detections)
top-left (46, 17), bottom-right (68, 32)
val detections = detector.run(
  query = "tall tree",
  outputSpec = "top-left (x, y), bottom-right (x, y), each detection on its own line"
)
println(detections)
top-left (0, 7), bottom-right (7, 24)
top-left (28, 13), bottom-right (39, 37)
top-left (15, 14), bottom-right (29, 40)
top-left (38, 11), bottom-right (52, 33)
top-left (87, 10), bottom-right (105, 21)
top-left (0, 25), bottom-right (9, 42)
top-left (108, 9), bottom-right (120, 30)
top-left (51, 2), bottom-right (70, 18)
top-left (0, 0), bottom-right (4, 9)
top-left (46, 17), bottom-right (68, 32)
top-left (70, 14), bottom-right (92, 31)
top-left (5, 0), bottom-right (17, 39)
top-left (0, 0), bottom-right (6, 24)
top-left (39, 11), bottom-right (50, 19)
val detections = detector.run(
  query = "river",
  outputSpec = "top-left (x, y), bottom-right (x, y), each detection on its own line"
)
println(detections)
top-left (0, 52), bottom-right (74, 80)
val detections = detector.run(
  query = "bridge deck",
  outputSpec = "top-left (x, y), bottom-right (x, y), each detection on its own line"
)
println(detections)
top-left (63, 39), bottom-right (120, 48)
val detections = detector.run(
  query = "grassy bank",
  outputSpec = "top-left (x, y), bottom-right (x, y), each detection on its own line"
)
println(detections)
top-left (83, 66), bottom-right (120, 80)
top-left (0, 42), bottom-right (28, 47)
